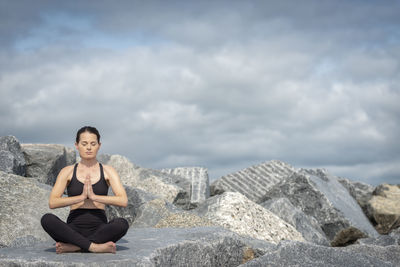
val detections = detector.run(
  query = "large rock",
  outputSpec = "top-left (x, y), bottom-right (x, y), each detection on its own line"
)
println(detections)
top-left (161, 167), bottom-right (210, 208)
top-left (22, 144), bottom-right (76, 185)
top-left (242, 240), bottom-right (396, 267)
top-left (0, 227), bottom-right (271, 266)
top-left (103, 154), bottom-right (191, 206)
top-left (261, 169), bottom-right (379, 246)
top-left (367, 184), bottom-right (400, 234)
top-left (194, 192), bottom-right (305, 244)
top-left (339, 177), bottom-right (375, 222)
top-left (261, 197), bottom-right (329, 246)
top-left (0, 171), bottom-right (69, 247)
top-left (210, 160), bottom-right (295, 202)
top-left (0, 136), bottom-right (26, 176)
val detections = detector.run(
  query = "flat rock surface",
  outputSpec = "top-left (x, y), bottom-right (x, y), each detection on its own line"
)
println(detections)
top-left (0, 227), bottom-right (259, 266)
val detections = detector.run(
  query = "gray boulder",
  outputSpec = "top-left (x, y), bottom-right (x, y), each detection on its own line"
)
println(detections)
top-left (261, 169), bottom-right (379, 246)
top-left (161, 167), bottom-right (210, 208)
top-left (0, 136), bottom-right (26, 176)
top-left (242, 240), bottom-right (395, 267)
top-left (339, 177), bottom-right (375, 222)
top-left (195, 192), bottom-right (305, 244)
top-left (22, 144), bottom-right (76, 185)
top-left (0, 227), bottom-right (270, 266)
top-left (0, 171), bottom-right (69, 247)
top-left (343, 244), bottom-right (400, 266)
top-left (103, 154), bottom-right (192, 207)
top-left (261, 197), bottom-right (329, 246)
top-left (210, 160), bottom-right (295, 202)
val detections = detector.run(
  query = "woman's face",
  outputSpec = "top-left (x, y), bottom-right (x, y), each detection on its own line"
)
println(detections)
top-left (75, 131), bottom-right (101, 160)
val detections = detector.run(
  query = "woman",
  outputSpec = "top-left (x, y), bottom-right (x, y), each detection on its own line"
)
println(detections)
top-left (41, 126), bottom-right (129, 254)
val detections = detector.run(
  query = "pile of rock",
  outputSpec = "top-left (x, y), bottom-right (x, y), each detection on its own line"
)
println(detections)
top-left (0, 135), bottom-right (399, 266)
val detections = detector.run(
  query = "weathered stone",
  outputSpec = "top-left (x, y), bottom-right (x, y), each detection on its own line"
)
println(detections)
top-left (0, 136), bottom-right (26, 176)
top-left (154, 212), bottom-right (215, 228)
top-left (161, 167), bottom-right (210, 208)
top-left (210, 160), bottom-right (295, 202)
top-left (0, 171), bottom-right (69, 247)
top-left (65, 146), bottom-right (77, 166)
top-left (0, 227), bottom-right (271, 266)
top-left (343, 244), bottom-right (400, 267)
top-left (261, 169), bottom-right (379, 246)
top-left (21, 144), bottom-right (75, 185)
top-left (357, 235), bottom-right (399, 246)
top-left (367, 184), bottom-right (400, 234)
top-left (103, 154), bottom-right (191, 206)
top-left (194, 192), bottom-right (304, 244)
top-left (242, 240), bottom-right (394, 267)
top-left (339, 177), bottom-right (375, 222)
top-left (106, 186), bottom-right (157, 226)
top-left (261, 197), bottom-right (329, 245)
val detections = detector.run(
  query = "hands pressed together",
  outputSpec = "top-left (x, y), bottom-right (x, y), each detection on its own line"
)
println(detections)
top-left (81, 175), bottom-right (96, 200)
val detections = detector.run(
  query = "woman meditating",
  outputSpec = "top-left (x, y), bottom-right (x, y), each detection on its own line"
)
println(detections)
top-left (41, 126), bottom-right (129, 254)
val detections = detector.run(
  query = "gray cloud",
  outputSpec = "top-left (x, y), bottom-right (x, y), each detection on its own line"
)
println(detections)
top-left (1, 1), bottom-right (399, 185)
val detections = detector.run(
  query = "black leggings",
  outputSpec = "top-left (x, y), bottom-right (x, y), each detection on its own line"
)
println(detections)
top-left (41, 209), bottom-right (129, 251)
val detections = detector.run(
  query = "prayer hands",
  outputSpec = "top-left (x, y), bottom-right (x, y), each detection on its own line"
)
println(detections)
top-left (82, 175), bottom-right (96, 200)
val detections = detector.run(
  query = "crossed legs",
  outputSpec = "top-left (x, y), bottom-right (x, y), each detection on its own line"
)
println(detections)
top-left (41, 213), bottom-right (129, 253)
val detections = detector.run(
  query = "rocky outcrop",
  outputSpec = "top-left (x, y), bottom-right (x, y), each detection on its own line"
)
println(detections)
top-left (161, 167), bottom-right (210, 208)
top-left (195, 192), bottom-right (304, 244)
top-left (103, 154), bottom-right (191, 206)
top-left (0, 136), bottom-right (25, 176)
top-left (367, 184), bottom-right (400, 234)
top-left (339, 177), bottom-right (375, 222)
top-left (21, 144), bottom-right (76, 185)
top-left (242, 240), bottom-right (396, 267)
top-left (0, 227), bottom-right (271, 266)
top-left (210, 160), bottom-right (295, 202)
top-left (261, 169), bottom-right (378, 246)
top-left (0, 171), bottom-right (69, 247)
top-left (261, 197), bottom-right (329, 246)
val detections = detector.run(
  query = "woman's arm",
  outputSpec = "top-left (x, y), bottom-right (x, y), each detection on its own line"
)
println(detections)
top-left (87, 165), bottom-right (128, 207)
top-left (48, 166), bottom-right (87, 209)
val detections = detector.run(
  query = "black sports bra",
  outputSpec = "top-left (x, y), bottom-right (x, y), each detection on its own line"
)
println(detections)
top-left (67, 163), bottom-right (109, 197)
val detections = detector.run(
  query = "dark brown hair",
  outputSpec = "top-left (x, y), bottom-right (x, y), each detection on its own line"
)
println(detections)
top-left (75, 126), bottom-right (101, 143)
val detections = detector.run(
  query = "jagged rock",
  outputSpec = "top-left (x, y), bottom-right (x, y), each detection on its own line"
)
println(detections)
top-left (261, 169), bottom-right (378, 246)
top-left (210, 160), bottom-right (295, 202)
top-left (161, 167), bottom-right (210, 208)
top-left (367, 184), bottom-right (400, 234)
top-left (194, 192), bottom-right (304, 244)
top-left (242, 240), bottom-right (394, 267)
top-left (21, 144), bottom-right (76, 185)
top-left (0, 227), bottom-right (271, 266)
top-left (103, 154), bottom-right (191, 206)
top-left (339, 177), bottom-right (375, 222)
top-left (106, 186), bottom-right (157, 226)
top-left (261, 197), bottom-right (329, 245)
top-left (0, 136), bottom-right (26, 176)
top-left (154, 212), bottom-right (215, 228)
top-left (0, 171), bottom-right (69, 247)
top-left (65, 147), bottom-right (77, 166)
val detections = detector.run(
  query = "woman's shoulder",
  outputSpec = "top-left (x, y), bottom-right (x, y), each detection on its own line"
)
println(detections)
top-left (58, 164), bottom-right (75, 178)
top-left (101, 164), bottom-right (119, 177)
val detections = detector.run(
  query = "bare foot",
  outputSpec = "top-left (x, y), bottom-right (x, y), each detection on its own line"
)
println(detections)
top-left (55, 242), bottom-right (81, 254)
top-left (88, 241), bottom-right (116, 253)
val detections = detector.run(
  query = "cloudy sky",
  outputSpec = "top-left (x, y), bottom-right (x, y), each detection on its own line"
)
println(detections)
top-left (1, 0), bottom-right (399, 185)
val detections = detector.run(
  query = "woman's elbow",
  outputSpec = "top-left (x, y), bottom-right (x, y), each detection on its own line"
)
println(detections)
top-left (121, 197), bottom-right (128, 207)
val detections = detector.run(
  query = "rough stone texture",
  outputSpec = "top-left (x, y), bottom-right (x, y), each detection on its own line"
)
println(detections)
top-left (21, 144), bottom-right (75, 185)
top-left (357, 235), bottom-right (399, 246)
top-left (0, 227), bottom-right (266, 266)
top-left (154, 212), bottom-right (215, 228)
top-left (195, 192), bottom-right (304, 244)
top-left (65, 146), bottom-right (77, 166)
top-left (106, 186), bottom-right (157, 226)
top-left (0, 171), bottom-right (69, 247)
top-left (103, 154), bottom-right (191, 206)
top-left (242, 240), bottom-right (395, 267)
top-left (261, 168), bottom-right (378, 246)
top-left (0, 135), bottom-right (26, 176)
top-left (261, 197), bottom-right (329, 245)
top-left (343, 244), bottom-right (400, 267)
top-left (210, 160), bottom-right (295, 203)
top-left (339, 177), bottom-right (375, 222)
top-left (367, 184), bottom-right (400, 234)
top-left (161, 167), bottom-right (210, 208)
